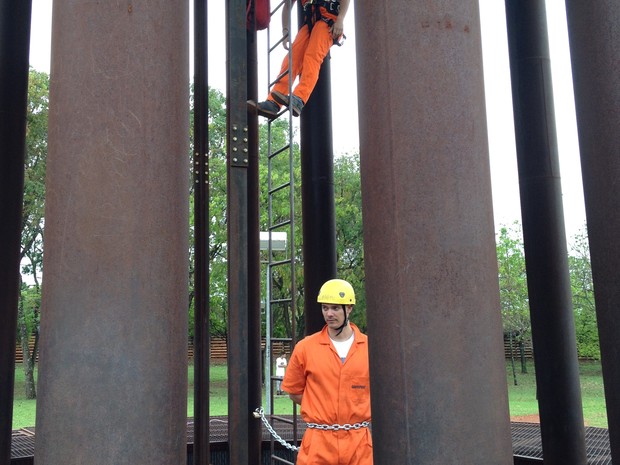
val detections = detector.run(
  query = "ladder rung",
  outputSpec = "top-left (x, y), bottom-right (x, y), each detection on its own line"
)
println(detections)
top-left (269, 219), bottom-right (291, 230)
top-left (268, 143), bottom-right (291, 159)
top-left (270, 0), bottom-right (286, 17)
top-left (269, 37), bottom-right (289, 56)
top-left (271, 337), bottom-right (293, 343)
top-left (269, 181), bottom-right (291, 195)
top-left (269, 66), bottom-right (290, 86)
top-left (270, 258), bottom-right (292, 267)
top-left (270, 297), bottom-right (293, 305)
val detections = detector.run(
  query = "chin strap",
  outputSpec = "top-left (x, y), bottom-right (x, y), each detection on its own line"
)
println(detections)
top-left (334, 304), bottom-right (348, 336)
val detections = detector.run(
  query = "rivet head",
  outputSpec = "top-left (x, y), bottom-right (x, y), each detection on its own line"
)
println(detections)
top-left (233, 158), bottom-right (238, 162)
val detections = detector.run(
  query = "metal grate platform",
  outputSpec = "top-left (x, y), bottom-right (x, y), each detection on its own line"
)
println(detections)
top-left (511, 422), bottom-right (611, 464)
top-left (11, 419), bottom-right (611, 463)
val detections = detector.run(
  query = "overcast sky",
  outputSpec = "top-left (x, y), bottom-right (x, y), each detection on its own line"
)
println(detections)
top-left (29, 0), bottom-right (587, 243)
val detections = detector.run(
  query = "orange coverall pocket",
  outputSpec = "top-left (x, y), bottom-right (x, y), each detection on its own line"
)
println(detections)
top-left (349, 377), bottom-right (370, 406)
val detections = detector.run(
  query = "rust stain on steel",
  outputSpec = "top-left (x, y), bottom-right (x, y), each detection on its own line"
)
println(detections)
top-left (356, 0), bottom-right (513, 463)
top-left (35, 1), bottom-right (190, 464)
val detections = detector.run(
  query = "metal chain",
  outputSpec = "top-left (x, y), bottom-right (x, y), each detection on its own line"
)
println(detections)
top-left (253, 407), bottom-right (371, 451)
top-left (306, 420), bottom-right (370, 431)
top-left (253, 407), bottom-right (300, 452)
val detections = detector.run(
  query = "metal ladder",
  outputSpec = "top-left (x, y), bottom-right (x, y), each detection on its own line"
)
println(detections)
top-left (262, 0), bottom-right (300, 463)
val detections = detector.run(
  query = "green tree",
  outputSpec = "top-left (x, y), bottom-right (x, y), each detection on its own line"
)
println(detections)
top-left (189, 86), bottom-right (228, 339)
top-left (496, 222), bottom-right (531, 380)
top-left (18, 69), bottom-right (50, 398)
top-left (569, 226), bottom-right (599, 359)
top-left (334, 155), bottom-right (365, 331)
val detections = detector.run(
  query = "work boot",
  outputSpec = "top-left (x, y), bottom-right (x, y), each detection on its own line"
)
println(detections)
top-left (272, 91), bottom-right (305, 117)
top-left (247, 99), bottom-right (280, 119)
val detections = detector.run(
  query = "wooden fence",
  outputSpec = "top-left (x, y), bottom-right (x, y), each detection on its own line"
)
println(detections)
top-left (16, 335), bottom-right (532, 363)
top-left (504, 336), bottom-right (534, 360)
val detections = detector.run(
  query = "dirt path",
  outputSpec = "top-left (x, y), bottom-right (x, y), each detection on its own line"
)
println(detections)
top-left (511, 414), bottom-right (540, 423)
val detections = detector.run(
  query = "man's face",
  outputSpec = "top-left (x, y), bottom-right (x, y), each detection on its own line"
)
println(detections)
top-left (322, 303), bottom-right (351, 329)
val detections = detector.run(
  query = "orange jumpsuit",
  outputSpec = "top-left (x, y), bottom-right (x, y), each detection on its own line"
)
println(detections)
top-left (269, 1), bottom-right (338, 105)
top-left (281, 323), bottom-right (373, 465)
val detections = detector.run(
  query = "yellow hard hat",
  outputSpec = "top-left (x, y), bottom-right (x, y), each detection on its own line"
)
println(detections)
top-left (317, 279), bottom-right (356, 305)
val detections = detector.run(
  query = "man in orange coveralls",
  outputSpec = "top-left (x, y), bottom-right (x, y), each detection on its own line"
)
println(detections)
top-left (281, 279), bottom-right (373, 465)
top-left (247, 0), bottom-right (351, 119)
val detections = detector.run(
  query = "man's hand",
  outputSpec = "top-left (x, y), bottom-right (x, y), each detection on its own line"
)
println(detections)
top-left (330, 17), bottom-right (344, 40)
top-left (288, 393), bottom-right (303, 405)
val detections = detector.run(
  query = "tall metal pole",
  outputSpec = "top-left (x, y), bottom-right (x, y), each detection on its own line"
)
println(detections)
top-left (356, 0), bottom-right (513, 462)
top-left (226, 0), bottom-right (250, 463)
top-left (246, 9), bottom-right (263, 464)
top-left (564, 1), bottom-right (620, 461)
top-left (0, 2), bottom-right (32, 464)
top-left (300, 57), bottom-right (337, 335)
top-left (193, 0), bottom-right (210, 463)
top-left (504, 3), bottom-right (587, 463)
top-left (35, 2), bottom-right (189, 464)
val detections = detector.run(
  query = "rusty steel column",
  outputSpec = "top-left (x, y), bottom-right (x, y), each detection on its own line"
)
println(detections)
top-left (226, 0), bottom-right (250, 463)
top-left (504, 2), bottom-right (587, 464)
top-left (356, 1), bottom-right (513, 463)
top-left (246, 18), bottom-right (263, 465)
top-left (193, 0), bottom-right (210, 463)
top-left (300, 58), bottom-right (337, 335)
top-left (565, 1), bottom-right (620, 461)
top-left (0, 2), bottom-right (32, 464)
top-left (35, 2), bottom-right (189, 465)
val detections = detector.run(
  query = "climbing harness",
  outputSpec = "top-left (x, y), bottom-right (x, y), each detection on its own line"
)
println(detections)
top-left (304, 0), bottom-right (340, 15)
top-left (303, 0), bottom-right (346, 45)
top-left (253, 407), bottom-right (371, 452)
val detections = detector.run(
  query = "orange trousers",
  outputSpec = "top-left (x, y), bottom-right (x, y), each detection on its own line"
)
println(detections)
top-left (296, 428), bottom-right (373, 465)
top-left (269, 19), bottom-right (335, 105)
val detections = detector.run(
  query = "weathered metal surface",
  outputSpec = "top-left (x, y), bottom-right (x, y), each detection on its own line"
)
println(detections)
top-left (226, 0), bottom-right (250, 463)
top-left (193, 1), bottom-right (210, 464)
top-left (504, 2), bottom-right (587, 464)
top-left (355, 0), bottom-right (513, 463)
top-left (564, 1), bottom-right (620, 462)
top-left (0, 3), bottom-right (32, 464)
top-left (246, 20), bottom-right (263, 465)
top-left (300, 55), bottom-right (338, 336)
top-left (35, 2), bottom-right (189, 464)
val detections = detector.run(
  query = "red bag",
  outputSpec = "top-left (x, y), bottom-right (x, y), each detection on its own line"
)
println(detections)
top-left (247, 0), bottom-right (270, 31)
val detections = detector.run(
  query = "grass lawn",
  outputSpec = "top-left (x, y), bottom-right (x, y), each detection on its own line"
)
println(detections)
top-left (507, 360), bottom-right (608, 428)
top-left (12, 360), bottom-right (608, 430)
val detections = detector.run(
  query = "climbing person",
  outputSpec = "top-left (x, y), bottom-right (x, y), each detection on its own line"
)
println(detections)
top-left (247, 0), bottom-right (351, 119)
top-left (281, 278), bottom-right (372, 465)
